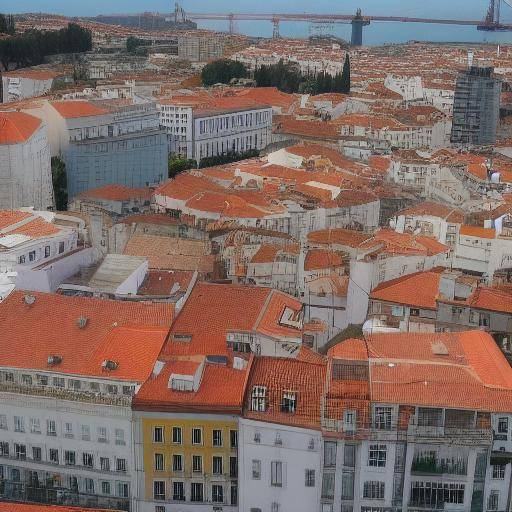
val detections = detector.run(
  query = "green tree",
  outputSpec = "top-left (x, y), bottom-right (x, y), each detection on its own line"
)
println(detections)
top-left (199, 149), bottom-right (259, 168)
top-left (201, 59), bottom-right (247, 86)
top-left (51, 157), bottom-right (68, 211)
top-left (126, 36), bottom-right (151, 54)
top-left (340, 54), bottom-right (351, 93)
top-left (168, 154), bottom-right (197, 178)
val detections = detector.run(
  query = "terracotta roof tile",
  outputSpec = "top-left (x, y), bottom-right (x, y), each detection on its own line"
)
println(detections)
top-left (51, 100), bottom-right (108, 119)
top-left (0, 291), bottom-right (173, 381)
top-left (0, 111), bottom-right (42, 144)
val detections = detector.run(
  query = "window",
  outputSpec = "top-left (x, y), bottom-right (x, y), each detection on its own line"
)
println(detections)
top-left (49, 448), bottom-right (59, 463)
top-left (230, 429), bottom-right (238, 448)
top-left (81, 424), bottom-right (91, 441)
top-left (281, 391), bottom-right (297, 413)
top-left (322, 473), bottom-right (335, 500)
top-left (363, 481), bottom-right (385, 499)
top-left (173, 481), bottom-right (185, 501)
top-left (191, 482), bottom-right (203, 502)
top-left (153, 426), bottom-right (164, 443)
top-left (0, 415), bottom-right (6, 429)
top-left (100, 457), bottom-right (110, 471)
top-left (14, 443), bottom-right (26, 460)
top-left (172, 454), bottom-right (183, 472)
top-left (231, 482), bottom-right (238, 506)
top-left (14, 416), bottom-right (24, 432)
top-left (344, 444), bottom-right (356, 467)
top-left (172, 426), bottom-right (182, 444)
top-left (343, 410), bottom-right (357, 433)
top-left (85, 478), bottom-right (94, 493)
top-left (115, 429), bottom-right (125, 445)
top-left (28, 250), bottom-right (36, 262)
top-left (64, 422), bottom-right (73, 438)
top-left (32, 447), bottom-right (42, 461)
top-left (368, 444), bottom-right (387, 468)
top-left (83, 453), bottom-right (94, 468)
top-left (97, 426), bottom-right (108, 443)
top-left (117, 458), bottom-right (126, 472)
top-left (410, 481), bottom-right (464, 507)
top-left (155, 453), bottom-right (164, 471)
top-left (154, 481), bottom-right (165, 500)
top-left (271, 505), bottom-right (280, 512)
top-left (374, 407), bottom-right (392, 430)
top-left (417, 407), bottom-right (443, 427)
top-left (251, 386), bottom-right (267, 411)
top-left (59, 241), bottom-right (65, 254)
top-left (117, 482), bottom-right (129, 498)
top-left (192, 455), bottom-right (202, 473)
top-left (305, 469), bottom-right (315, 487)
top-left (492, 464), bottom-right (506, 479)
top-left (324, 441), bottom-right (337, 468)
top-left (213, 456), bottom-right (223, 475)
top-left (271, 461), bottom-right (283, 487)
top-left (212, 484), bottom-right (224, 503)
top-left (53, 377), bottom-right (65, 388)
top-left (45, 246), bottom-right (51, 258)
top-left (64, 450), bottom-right (75, 465)
top-left (252, 459), bottom-right (261, 479)
top-left (102, 481), bottom-right (111, 495)
top-left (68, 379), bottom-right (81, 391)
top-left (213, 429), bottom-right (223, 446)
top-left (46, 419), bottom-right (56, 436)
top-left (488, 490), bottom-right (499, 511)
top-left (0, 442), bottom-right (9, 456)
top-left (192, 427), bottom-right (202, 445)
top-left (341, 471), bottom-right (354, 500)
top-left (498, 417), bottom-right (508, 434)
top-left (19, 255), bottom-right (25, 264)
top-left (22, 374), bottom-right (32, 386)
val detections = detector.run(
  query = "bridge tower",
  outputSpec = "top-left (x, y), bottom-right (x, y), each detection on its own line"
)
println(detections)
top-left (229, 13), bottom-right (235, 34)
top-left (272, 17), bottom-right (281, 38)
top-left (351, 8), bottom-right (370, 46)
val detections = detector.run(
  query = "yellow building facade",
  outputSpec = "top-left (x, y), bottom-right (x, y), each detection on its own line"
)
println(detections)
top-left (136, 413), bottom-right (239, 511)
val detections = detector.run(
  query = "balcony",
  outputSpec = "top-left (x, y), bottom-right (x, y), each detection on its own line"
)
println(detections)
top-left (0, 481), bottom-right (130, 511)
top-left (0, 381), bottom-right (131, 407)
top-left (411, 456), bottom-right (467, 476)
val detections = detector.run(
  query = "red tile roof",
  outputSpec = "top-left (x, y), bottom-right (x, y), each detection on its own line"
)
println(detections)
top-left (397, 201), bottom-right (464, 224)
top-left (333, 331), bottom-right (512, 412)
top-left (0, 291), bottom-right (173, 381)
top-left (51, 100), bottom-right (108, 119)
top-left (307, 228), bottom-right (370, 248)
top-left (133, 357), bottom-right (250, 413)
top-left (78, 184), bottom-right (151, 202)
top-left (304, 249), bottom-right (344, 271)
top-left (0, 111), bottom-right (42, 144)
top-left (243, 356), bottom-right (327, 430)
top-left (370, 269), bottom-right (443, 309)
top-left (161, 283), bottom-right (302, 358)
top-left (459, 225), bottom-right (496, 239)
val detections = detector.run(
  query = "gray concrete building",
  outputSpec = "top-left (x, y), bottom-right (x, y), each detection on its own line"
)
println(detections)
top-left (450, 66), bottom-right (502, 146)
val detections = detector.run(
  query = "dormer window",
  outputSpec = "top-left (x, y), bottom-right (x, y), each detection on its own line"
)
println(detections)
top-left (251, 386), bottom-right (267, 412)
top-left (171, 378), bottom-right (194, 392)
top-left (172, 333), bottom-right (192, 343)
top-left (280, 391), bottom-right (297, 413)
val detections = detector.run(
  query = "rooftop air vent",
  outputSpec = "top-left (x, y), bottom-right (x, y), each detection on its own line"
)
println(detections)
top-left (102, 360), bottom-right (118, 371)
top-left (23, 294), bottom-right (36, 305)
top-left (47, 355), bottom-right (62, 366)
top-left (77, 316), bottom-right (88, 329)
top-left (431, 341), bottom-right (449, 356)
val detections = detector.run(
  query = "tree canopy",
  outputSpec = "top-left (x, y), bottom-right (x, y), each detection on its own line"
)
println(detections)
top-left (254, 55), bottom-right (351, 95)
top-left (51, 157), bottom-right (68, 211)
top-left (126, 36), bottom-right (151, 54)
top-left (201, 59), bottom-right (248, 86)
top-left (168, 154), bottom-right (197, 179)
top-left (0, 14), bottom-right (15, 35)
top-left (0, 23), bottom-right (92, 71)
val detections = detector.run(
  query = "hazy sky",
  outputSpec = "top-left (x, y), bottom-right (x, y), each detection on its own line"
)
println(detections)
top-left (5, 0), bottom-right (507, 19)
